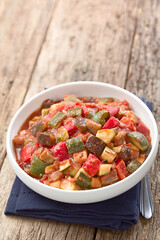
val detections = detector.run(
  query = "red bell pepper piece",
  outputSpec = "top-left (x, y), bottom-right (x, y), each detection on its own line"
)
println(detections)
top-left (115, 158), bottom-right (129, 180)
top-left (137, 121), bottom-right (150, 135)
top-left (21, 145), bottom-right (35, 162)
top-left (83, 154), bottom-right (101, 177)
top-left (51, 141), bottom-right (69, 161)
top-left (102, 116), bottom-right (120, 129)
top-left (107, 103), bottom-right (120, 116)
top-left (63, 120), bottom-right (77, 136)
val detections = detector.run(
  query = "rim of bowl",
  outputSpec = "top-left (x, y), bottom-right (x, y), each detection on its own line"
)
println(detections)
top-left (6, 81), bottom-right (159, 201)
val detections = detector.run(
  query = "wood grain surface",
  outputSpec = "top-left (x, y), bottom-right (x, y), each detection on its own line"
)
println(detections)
top-left (0, 0), bottom-right (159, 239)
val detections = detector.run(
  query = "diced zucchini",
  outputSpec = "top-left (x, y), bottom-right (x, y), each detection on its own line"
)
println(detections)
top-left (90, 177), bottom-right (102, 188)
top-left (48, 112), bottom-right (66, 128)
top-left (73, 149), bottom-right (88, 163)
top-left (98, 164), bottom-right (112, 176)
top-left (75, 168), bottom-right (91, 188)
top-left (101, 169), bottom-right (119, 186)
top-left (56, 126), bottom-right (69, 143)
top-left (92, 110), bottom-right (110, 125)
top-left (50, 180), bottom-right (61, 188)
top-left (61, 177), bottom-right (79, 190)
top-left (85, 135), bottom-right (106, 157)
top-left (127, 131), bottom-right (149, 151)
top-left (60, 159), bottom-right (72, 172)
top-left (64, 96), bottom-right (81, 103)
top-left (127, 160), bottom-right (141, 173)
top-left (86, 108), bottom-right (98, 119)
top-left (76, 117), bottom-right (87, 132)
top-left (96, 129), bottom-right (116, 144)
top-left (66, 137), bottom-right (85, 154)
top-left (112, 146), bottom-right (122, 153)
top-left (100, 146), bottom-right (116, 163)
top-left (39, 148), bottom-right (54, 165)
top-left (63, 163), bottom-right (81, 177)
top-left (98, 97), bottom-right (114, 105)
top-left (30, 156), bottom-right (47, 178)
top-left (49, 170), bottom-right (63, 181)
top-left (41, 108), bottom-right (49, 118)
top-left (68, 107), bottom-right (82, 117)
top-left (86, 119), bottom-right (102, 135)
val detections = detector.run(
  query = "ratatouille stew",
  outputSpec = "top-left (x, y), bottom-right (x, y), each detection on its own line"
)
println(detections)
top-left (13, 95), bottom-right (151, 190)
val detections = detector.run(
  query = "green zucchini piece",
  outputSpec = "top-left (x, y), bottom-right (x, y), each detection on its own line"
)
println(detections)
top-left (63, 163), bottom-right (81, 177)
top-left (98, 164), bottom-right (112, 176)
top-left (98, 97), bottom-right (114, 105)
top-left (56, 126), bottom-right (69, 143)
top-left (68, 107), bottom-right (82, 117)
top-left (86, 108), bottom-right (98, 119)
top-left (92, 110), bottom-right (109, 125)
top-left (41, 108), bottom-right (49, 118)
top-left (100, 146), bottom-right (117, 163)
top-left (48, 112), bottom-right (66, 128)
top-left (30, 120), bottom-right (47, 135)
top-left (60, 159), bottom-right (71, 172)
top-left (30, 156), bottom-right (47, 178)
top-left (75, 168), bottom-right (91, 188)
top-left (66, 137), bottom-right (85, 154)
top-left (64, 96), bottom-right (81, 102)
top-left (127, 160), bottom-right (141, 173)
top-left (39, 148), bottom-right (54, 165)
top-left (127, 131), bottom-right (149, 151)
top-left (96, 129), bottom-right (116, 144)
top-left (76, 117), bottom-right (87, 132)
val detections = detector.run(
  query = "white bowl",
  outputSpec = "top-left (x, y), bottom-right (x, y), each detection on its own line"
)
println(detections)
top-left (6, 82), bottom-right (159, 203)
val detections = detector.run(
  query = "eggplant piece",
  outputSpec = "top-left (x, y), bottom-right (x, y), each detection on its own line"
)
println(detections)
top-left (82, 97), bottom-right (96, 103)
top-left (86, 107), bottom-right (98, 119)
top-left (127, 131), bottom-right (149, 151)
top-left (76, 117), bottom-right (87, 132)
top-left (86, 119), bottom-right (102, 135)
top-left (118, 145), bottom-right (131, 163)
top-left (98, 97), bottom-right (114, 105)
top-left (30, 120), bottom-right (47, 136)
top-left (37, 132), bottom-right (55, 146)
top-left (101, 169), bottom-right (119, 186)
top-left (85, 135), bottom-right (106, 157)
top-left (42, 99), bottom-right (54, 109)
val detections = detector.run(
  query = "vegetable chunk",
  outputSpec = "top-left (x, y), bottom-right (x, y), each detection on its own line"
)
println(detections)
top-left (85, 135), bottom-right (106, 157)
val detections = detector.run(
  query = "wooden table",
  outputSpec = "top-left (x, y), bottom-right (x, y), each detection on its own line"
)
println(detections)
top-left (0, 0), bottom-right (160, 239)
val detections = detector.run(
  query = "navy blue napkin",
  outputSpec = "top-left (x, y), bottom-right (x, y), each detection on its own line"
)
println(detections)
top-left (5, 97), bottom-right (152, 230)
top-left (5, 177), bottom-right (140, 230)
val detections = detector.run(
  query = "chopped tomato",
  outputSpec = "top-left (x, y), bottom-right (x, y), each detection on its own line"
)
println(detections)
top-left (115, 159), bottom-right (129, 180)
top-left (121, 99), bottom-right (129, 106)
top-left (63, 119), bottom-right (77, 136)
top-left (137, 121), bottom-right (150, 135)
top-left (102, 116), bottom-right (120, 129)
top-left (83, 154), bottom-right (101, 177)
top-left (35, 139), bottom-right (40, 149)
top-left (119, 117), bottom-right (135, 131)
top-left (21, 145), bottom-right (35, 162)
top-left (82, 105), bottom-right (90, 117)
top-left (124, 111), bottom-right (138, 124)
top-left (106, 103), bottom-right (120, 116)
top-left (51, 141), bottom-right (69, 161)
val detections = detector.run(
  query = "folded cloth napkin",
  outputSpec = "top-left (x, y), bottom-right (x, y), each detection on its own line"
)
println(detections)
top-left (5, 177), bottom-right (140, 230)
